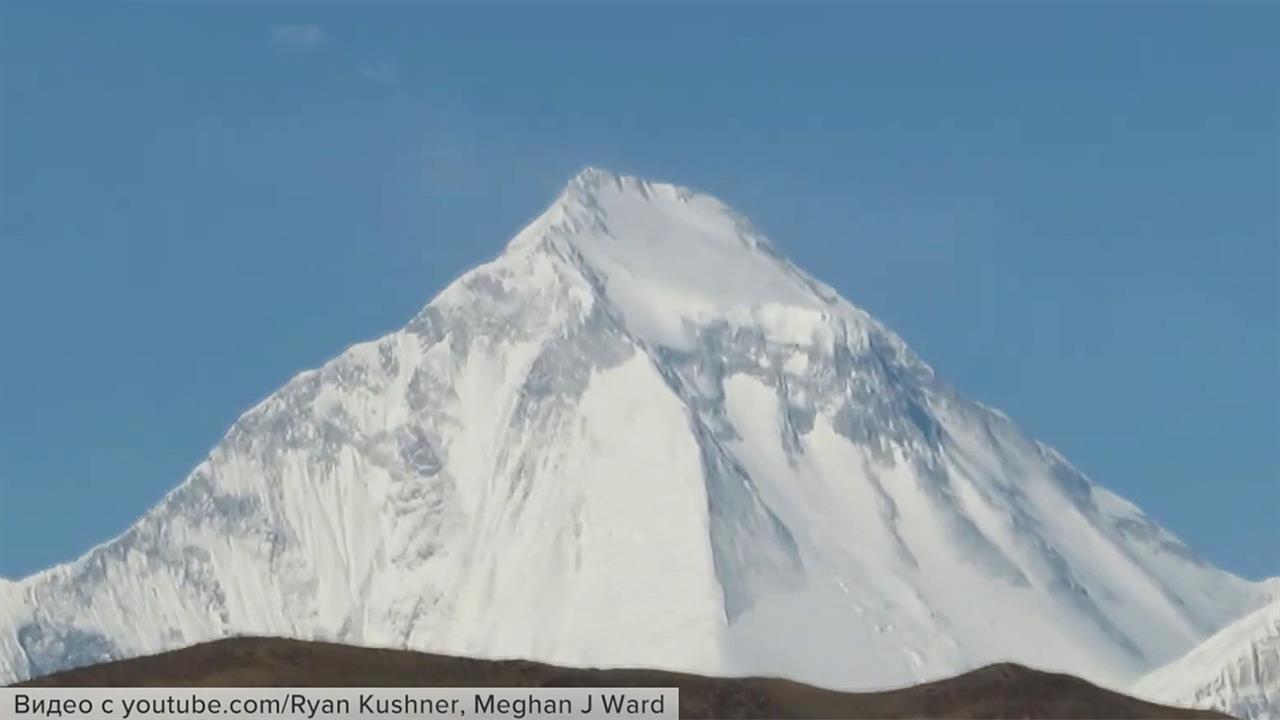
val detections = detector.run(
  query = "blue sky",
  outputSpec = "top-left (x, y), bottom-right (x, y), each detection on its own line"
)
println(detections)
top-left (0, 3), bottom-right (1276, 580)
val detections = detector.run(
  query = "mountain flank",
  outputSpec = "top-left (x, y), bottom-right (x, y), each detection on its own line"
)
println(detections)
top-left (16, 637), bottom-right (1228, 719)
top-left (2, 168), bottom-right (1268, 696)
top-left (1135, 596), bottom-right (1280, 720)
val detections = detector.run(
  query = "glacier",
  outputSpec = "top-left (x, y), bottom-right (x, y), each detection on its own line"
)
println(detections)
top-left (0, 168), bottom-right (1273, 694)
top-left (1135, 592), bottom-right (1280, 720)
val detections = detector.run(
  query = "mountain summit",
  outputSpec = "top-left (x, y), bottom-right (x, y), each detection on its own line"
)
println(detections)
top-left (0, 170), bottom-right (1270, 693)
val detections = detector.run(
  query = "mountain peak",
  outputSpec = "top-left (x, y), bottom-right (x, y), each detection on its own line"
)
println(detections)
top-left (563, 166), bottom-right (665, 198)
top-left (510, 168), bottom-right (849, 351)
top-left (553, 166), bottom-right (696, 218)
top-left (566, 165), bottom-right (624, 190)
top-left (2, 171), bottom-right (1268, 705)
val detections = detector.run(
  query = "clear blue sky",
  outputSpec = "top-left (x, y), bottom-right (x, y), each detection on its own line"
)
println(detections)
top-left (1, 3), bottom-right (1276, 580)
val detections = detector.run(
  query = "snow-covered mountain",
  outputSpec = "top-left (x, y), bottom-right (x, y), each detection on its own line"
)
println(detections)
top-left (0, 168), bottom-right (1271, 690)
top-left (1135, 594), bottom-right (1280, 720)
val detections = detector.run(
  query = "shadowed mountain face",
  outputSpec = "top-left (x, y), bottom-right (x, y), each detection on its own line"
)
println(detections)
top-left (17, 637), bottom-right (1228, 720)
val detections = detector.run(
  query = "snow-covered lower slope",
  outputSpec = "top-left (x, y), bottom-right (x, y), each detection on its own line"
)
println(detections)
top-left (1135, 594), bottom-right (1280, 720)
top-left (0, 169), bottom-right (1270, 689)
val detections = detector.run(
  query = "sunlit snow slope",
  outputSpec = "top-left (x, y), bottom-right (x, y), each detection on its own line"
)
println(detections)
top-left (1135, 596), bottom-right (1280, 720)
top-left (0, 169), bottom-right (1271, 690)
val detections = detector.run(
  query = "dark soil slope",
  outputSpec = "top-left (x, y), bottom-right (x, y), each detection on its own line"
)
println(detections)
top-left (16, 636), bottom-right (1225, 719)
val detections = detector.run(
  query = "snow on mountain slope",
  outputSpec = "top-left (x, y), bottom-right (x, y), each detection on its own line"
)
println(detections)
top-left (0, 168), bottom-right (1270, 689)
top-left (1135, 594), bottom-right (1280, 720)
